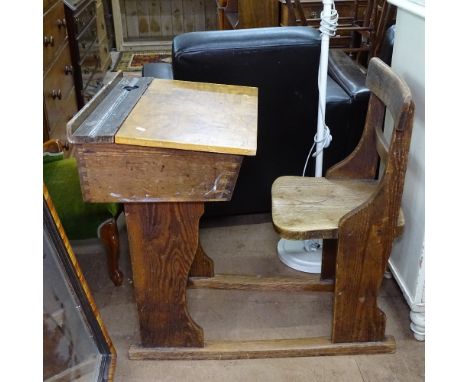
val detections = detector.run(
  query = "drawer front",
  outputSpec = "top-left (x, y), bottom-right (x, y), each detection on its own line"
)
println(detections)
top-left (73, 0), bottom-right (97, 36)
top-left (43, 0), bottom-right (68, 69)
top-left (77, 22), bottom-right (98, 62)
top-left (81, 45), bottom-right (100, 81)
top-left (97, 39), bottom-right (111, 71)
top-left (44, 43), bottom-right (75, 104)
top-left (96, 2), bottom-right (107, 42)
top-left (45, 88), bottom-right (78, 142)
top-left (44, 0), bottom-right (57, 12)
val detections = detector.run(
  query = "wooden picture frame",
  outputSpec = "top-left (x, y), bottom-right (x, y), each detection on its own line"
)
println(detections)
top-left (43, 185), bottom-right (116, 381)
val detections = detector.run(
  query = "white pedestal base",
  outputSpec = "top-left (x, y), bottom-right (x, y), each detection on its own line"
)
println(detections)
top-left (410, 310), bottom-right (425, 341)
top-left (277, 239), bottom-right (323, 274)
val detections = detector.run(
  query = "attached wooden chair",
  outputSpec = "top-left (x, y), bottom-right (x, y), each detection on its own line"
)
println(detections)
top-left (43, 139), bottom-right (124, 286)
top-left (272, 57), bottom-right (414, 343)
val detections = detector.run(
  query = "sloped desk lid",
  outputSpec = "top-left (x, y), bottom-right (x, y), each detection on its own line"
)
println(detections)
top-left (114, 79), bottom-right (258, 156)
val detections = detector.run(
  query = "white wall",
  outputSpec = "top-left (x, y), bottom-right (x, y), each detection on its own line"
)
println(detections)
top-left (386, 0), bottom-right (425, 339)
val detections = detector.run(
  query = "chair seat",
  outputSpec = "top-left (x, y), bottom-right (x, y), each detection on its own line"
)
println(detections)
top-left (272, 176), bottom-right (404, 240)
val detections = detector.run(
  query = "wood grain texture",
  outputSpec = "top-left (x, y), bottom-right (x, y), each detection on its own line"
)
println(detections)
top-left (188, 274), bottom-right (334, 292)
top-left (189, 241), bottom-right (214, 277)
top-left (124, 202), bottom-right (205, 347)
top-left (320, 239), bottom-right (337, 281)
top-left (148, 0), bottom-right (162, 35)
top-left (115, 79), bottom-right (258, 156)
top-left (366, 55), bottom-right (413, 122)
top-left (128, 335), bottom-right (396, 360)
top-left (43, 0), bottom-right (69, 69)
top-left (332, 58), bottom-right (415, 343)
top-left (171, 0), bottom-right (184, 35)
top-left (238, 0), bottom-right (279, 28)
top-left (326, 94), bottom-right (382, 180)
top-left (124, 0), bottom-right (139, 38)
top-left (137, 0), bottom-right (150, 37)
top-left (271, 176), bottom-right (404, 240)
top-left (111, 0), bottom-right (125, 50)
top-left (271, 58), bottom-right (414, 344)
top-left (159, 0), bottom-right (173, 36)
top-left (75, 143), bottom-right (243, 203)
top-left (99, 218), bottom-right (123, 287)
top-left (182, 0), bottom-right (195, 32)
top-left (119, 0), bottom-right (217, 37)
top-left (43, 0), bottom-right (78, 144)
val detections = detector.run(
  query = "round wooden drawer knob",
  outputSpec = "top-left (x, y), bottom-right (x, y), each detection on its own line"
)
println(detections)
top-left (51, 89), bottom-right (62, 100)
top-left (44, 36), bottom-right (55, 47)
top-left (56, 18), bottom-right (66, 28)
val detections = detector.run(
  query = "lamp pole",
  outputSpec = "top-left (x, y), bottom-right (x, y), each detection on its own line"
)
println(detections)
top-left (277, 0), bottom-right (338, 273)
top-left (315, 0), bottom-right (334, 177)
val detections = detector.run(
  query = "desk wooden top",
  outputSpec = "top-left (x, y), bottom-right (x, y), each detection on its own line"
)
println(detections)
top-left (115, 79), bottom-right (258, 156)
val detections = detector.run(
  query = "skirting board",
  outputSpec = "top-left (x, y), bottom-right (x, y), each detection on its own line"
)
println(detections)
top-left (129, 336), bottom-right (396, 360)
top-left (388, 258), bottom-right (424, 313)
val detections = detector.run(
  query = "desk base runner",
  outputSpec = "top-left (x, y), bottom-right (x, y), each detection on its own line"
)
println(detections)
top-left (128, 336), bottom-right (396, 360)
top-left (188, 274), bottom-right (334, 292)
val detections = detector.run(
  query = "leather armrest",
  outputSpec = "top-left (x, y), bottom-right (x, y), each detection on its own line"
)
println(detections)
top-left (142, 63), bottom-right (174, 79)
top-left (328, 50), bottom-right (369, 102)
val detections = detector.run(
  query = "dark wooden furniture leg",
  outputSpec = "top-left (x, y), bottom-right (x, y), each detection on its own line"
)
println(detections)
top-left (320, 239), bottom-right (337, 281)
top-left (190, 201), bottom-right (214, 278)
top-left (99, 219), bottom-right (123, 287)
top-left (124, 202), bottom-right (205, 348)
top-left (190, 241), bottom-right (214, 277)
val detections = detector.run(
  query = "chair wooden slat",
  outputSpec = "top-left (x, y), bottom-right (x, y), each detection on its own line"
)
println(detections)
top-left (374, 123), bottom-right (389, 166)
top-left (365, 58), bottom-right (413, 124)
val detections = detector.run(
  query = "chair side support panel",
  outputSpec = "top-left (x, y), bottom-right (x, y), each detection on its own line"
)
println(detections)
top-left (332, 58), bottom-right (415, 343)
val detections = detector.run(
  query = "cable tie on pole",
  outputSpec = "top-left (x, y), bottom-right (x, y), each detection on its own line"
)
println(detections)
top-left (302, 126), bottom-right (332, 176)
top-left (319, 5), bottom-right (339, 37)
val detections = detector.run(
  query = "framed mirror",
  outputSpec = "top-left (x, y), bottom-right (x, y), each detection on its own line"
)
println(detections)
top-left (43, 186), bottom-right (116, 381)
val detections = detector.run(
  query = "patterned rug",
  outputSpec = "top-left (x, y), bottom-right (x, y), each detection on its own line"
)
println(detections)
top-left (114, 51), bottom-right (172, 72)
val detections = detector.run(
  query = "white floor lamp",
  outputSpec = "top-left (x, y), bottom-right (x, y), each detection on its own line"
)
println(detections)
top-left (277, 0), bottom-right (338, 273)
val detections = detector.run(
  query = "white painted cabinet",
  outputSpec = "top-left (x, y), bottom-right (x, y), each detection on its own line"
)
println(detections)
top-left (387, 0), bottom-right (425, 341)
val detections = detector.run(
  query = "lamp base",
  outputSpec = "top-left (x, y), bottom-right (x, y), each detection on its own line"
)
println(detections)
top-left (277, 239), bottom-right (323, 274)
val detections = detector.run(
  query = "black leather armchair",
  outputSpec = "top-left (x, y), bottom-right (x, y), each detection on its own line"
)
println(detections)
top-left (143, 27), bottom-right (368, 217)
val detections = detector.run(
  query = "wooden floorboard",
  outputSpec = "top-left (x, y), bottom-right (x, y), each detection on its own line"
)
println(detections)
top-left (187, 274), bottom-right (334, 292)
top-left (129, 336), bottom-right (396, 360)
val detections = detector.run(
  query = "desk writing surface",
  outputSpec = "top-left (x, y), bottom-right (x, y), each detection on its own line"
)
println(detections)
top-left (115, 79), bottom-right (258, 156)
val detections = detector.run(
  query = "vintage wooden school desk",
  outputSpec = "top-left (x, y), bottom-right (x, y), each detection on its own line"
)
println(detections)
top-left (68, 72), bottom-right (395, 360)
top-left (68, 72), bottom-right (259, 353)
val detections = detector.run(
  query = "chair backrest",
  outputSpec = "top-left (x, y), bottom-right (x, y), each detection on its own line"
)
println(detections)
top-left (326, 57), bottom-right (414, 235)
top-left (327, 57), bottom-right (413, 179)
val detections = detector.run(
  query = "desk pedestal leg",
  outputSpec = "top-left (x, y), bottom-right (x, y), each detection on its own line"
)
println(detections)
top-left (125, 202), bottom-right (204, 348)
top-left (190, 242), bottom-right (214, 277)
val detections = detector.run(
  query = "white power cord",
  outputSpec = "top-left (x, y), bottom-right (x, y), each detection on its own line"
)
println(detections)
top-left (302, 2), bottom-right (338, 177)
